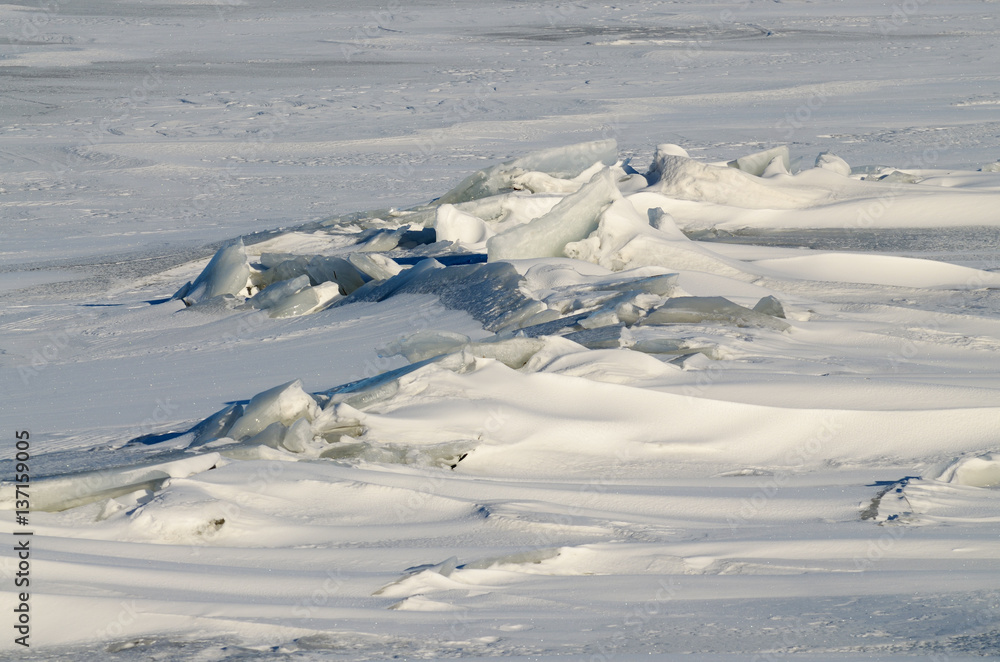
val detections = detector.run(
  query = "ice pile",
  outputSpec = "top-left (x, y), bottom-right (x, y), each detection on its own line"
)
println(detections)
top-left (18, 139), bottom-right (1000, 508)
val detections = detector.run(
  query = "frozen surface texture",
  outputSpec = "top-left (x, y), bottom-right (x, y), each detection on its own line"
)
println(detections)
top-left (3, 0), bottom-right (1000, 659)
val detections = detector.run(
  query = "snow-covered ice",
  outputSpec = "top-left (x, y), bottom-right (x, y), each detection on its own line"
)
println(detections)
top-left (2, 1), bottom-right (1000, 660)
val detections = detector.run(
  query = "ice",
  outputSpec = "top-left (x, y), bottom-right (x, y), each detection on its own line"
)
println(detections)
top-left (304, 256), bottom-right (369, 295)
top-left (267, 281), bottom-right (341, 318)
top-left (468, 336), bottom-right (548, 369)
top-left (17, 454), bottom-right (222, 512)
top-left (815, 152), bottom-right (852, 176)
top-left (435, 139), bottom-right (618, 205)
top-left (752, 295), bottom-right (786, 318)
top-left (486, 168), bottom-right (620, 261)
top-left (937, 453), bottom-right (1000, 488)
top-left (348, 252), bottom-right (403, 281)
top-left (382, 330), bottom-right (472, 363)
top-left (727, 146), bottom-right (791, 177)
top-left (188, 404), bottom-right (245, 447)
top-left (567, 197), bottom-right (752, 279)
top-left (645, 151), bottom-right (812, 210)
top-left (509, 170), bottom-right (584, 194)
top-left (10, 2), bottom-right (1000, 652)
top-left (433, 203), bottom-right (495, 249)
top-left (245, 275), bottom-right (310, 310)
top-left (641, 296), bottom-right (790, 331)
top-left (342, 258), bottom-right (541, 331)
top-left (172, 239), bottom-right (250, 305)
top-left (227, 379), bottom-right (321, 440)
top-left (254, 255), bottom-right (310, 288)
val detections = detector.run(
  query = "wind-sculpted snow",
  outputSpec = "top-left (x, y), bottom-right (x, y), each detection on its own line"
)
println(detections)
top-left (5, 139), bottom-right (1000, 658)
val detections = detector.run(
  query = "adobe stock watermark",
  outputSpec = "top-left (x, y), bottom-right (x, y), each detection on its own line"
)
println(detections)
top-left (340, 0), bottom-right (416, 63)
top-left (775, 85), bottom-right (831, 141)
top-left (17, 320), bottom-right (88, 386)
top-left (726, 414), bottom-right (844, 533)
top-left (3, 0), bottom-right (71, 55)
top-left (181, 107), bottom-right (289, 218)
top-left (51, 67), bottom-right (164, 181)
top-left (671, 1), bottom-right (755, 68)
top-left (875, 0), bottom-right (933, 36)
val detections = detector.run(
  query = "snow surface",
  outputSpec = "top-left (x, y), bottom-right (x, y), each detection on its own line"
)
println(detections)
top-left (3, 1), bottom-right (1000, 660)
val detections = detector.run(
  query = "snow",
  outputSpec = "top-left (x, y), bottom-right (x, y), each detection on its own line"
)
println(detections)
top-left (3, 0), bottom-right (1000, 659)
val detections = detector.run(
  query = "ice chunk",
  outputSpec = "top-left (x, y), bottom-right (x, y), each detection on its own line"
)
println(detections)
top-left (645, 153), bottom-right (804, 209)
top-left (340, 259), bottom-right (536, 332)
top-left (761, 155), bottom-right (790, 177)
top-left (815, 152), bottom-right (851, 177)
top-left (727, 146), bottom-right (790, 176)
top-left (246, 275), bottom-right (310, 310)
top-left (228, 379), bottom-right (321, 440)
top-left (562, 325), bottom-right (627, 350)
top-left (348, 252), bottom-right (403, 281)
top-left (508, 140), bottom-right (618, 178)
top-left (510, 171), bottom-right (583, 194)
top-left (242, 421), bottom-right (288, 450)
top-left (641, 296), bottom-right (790, 331)
top-left (21, 453), bottom-right (222, 512)
top-left (306, 255), bottom-right (369, 294)
top-left (469, 336), bottom-right (547, 369)
top-left (875, 170), bottom-right (921, 184)
top-left (173, 239), bottom-right (250, 304)
top-left (435, 139), bottom-right (618, 205)
top-left (936, 453), bottom-right (1000, 488)
top-left (566, 198), bottom-right (751, 279)
top-left (312, 404), bottom-right (366, 444)
top-left (578, 308), bottom-right (619, 330)
top-left (256, 255), bottom-right (309, 288)
top-left (434, 204), bottom-right (495, 248)
top-left (382, 330), bottom-right (472, 363)
top-left (267, 282), bottom-right (341, 318)
top-left (981, 161), bottom-right (1000, 173)
top-left (356, 227), bottom-right (408, 252)
top-left (647, 208), bottom-right (688, 240)
top-left (644, 144), bottom-right (689, 185)
top-left (188, 403), bottom-right (245, 447)
top-left (752, 295), bottom-right (786, 318)
top-left (280, 418), bottom-right (318, 454)
top-left (487, 168), bottom-right (620, 261)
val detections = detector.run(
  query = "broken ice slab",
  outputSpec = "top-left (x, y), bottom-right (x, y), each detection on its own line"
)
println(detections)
top-left (434, 139), bottom-right (618, 205)
top-left (227, 379), bottom-right (321, 441)
top-left (727, 146), bottom-right (791, 176)
top-left (246, 275), bottom-right (311, 310)
top-left (815, 152), bottom-right (851, 177)
top-left (752, 295), bottom-right (786, 318)
top-left (641, 296), bottom-right (790, 331)
top-left (304, 256), bottom-right (369, 294)
top-left (348, 252), bottom-right (403, 281)
top-left (254, 255), bottom-right (370, 295)
top-left (486, 168), bottom-right (619, 261)
top-left (266, 282), bottom-right (342, 318)
top-left (339, 258), bottom-right (540, 332)
top-left (321, 351), bottom-right (475, 410)
top-left (188, 403), bottom-right (245, 447)
top-left (173, 239), bottom-right (250, 305)
top-left (8, 453), bottom-right (223, 512)
top-left (562, 325), bottom-right (627, 350)
top-left (936, 453), bottom-right (1000, 488)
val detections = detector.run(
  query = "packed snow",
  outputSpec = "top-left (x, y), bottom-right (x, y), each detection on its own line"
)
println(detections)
top-left (2, 1), bottom-right (1000, 660)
